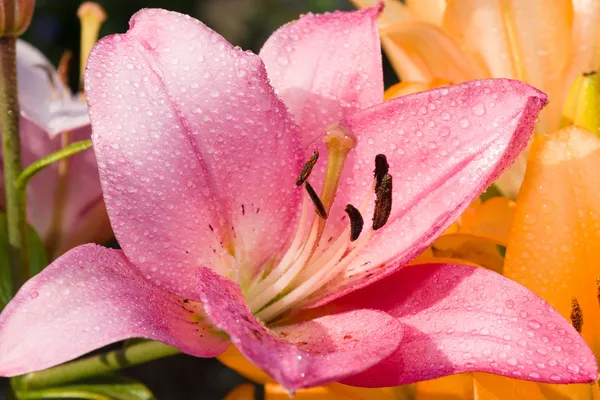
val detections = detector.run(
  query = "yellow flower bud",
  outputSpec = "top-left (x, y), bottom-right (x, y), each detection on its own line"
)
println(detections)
top-left (561, 71), bottom-right (600, 136)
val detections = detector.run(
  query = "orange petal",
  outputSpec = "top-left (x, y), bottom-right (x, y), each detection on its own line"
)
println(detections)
top-left (561, 0), bottom-right (600, 109)
top-left (431, 233), bottom-right (505, 273)
top-left (460, 197), bottom-right (516, 246)
top-left (472, 373), bottom-right (545, 400)
top-left (349, 0), bottom-right (413, 28)
top-left (443, 0), bottom-right (573, 132)
top-left (504, 126), bottom-right (600, 356)
top-left (264, 383), bottom-right (404, 399)
top-left (406, 0), bottom-right (446, 25)
top-left (381, 22), bottom-right (488, 82)
top-left (537, 382), bottom-right (596, 399)
top-left (218, 345), bottom-right (272, 384)
top-left (415, 373), bottom-right (474, 399)
top-left (493, 149), bottom-right (530, 200)
top-left (226, 383), bottom-right (256, 400)
top-left (384, 79), bottom-right (452, 101)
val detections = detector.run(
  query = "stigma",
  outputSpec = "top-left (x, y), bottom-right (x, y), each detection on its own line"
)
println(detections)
top-left (244, 123), bottom-right (392, 323)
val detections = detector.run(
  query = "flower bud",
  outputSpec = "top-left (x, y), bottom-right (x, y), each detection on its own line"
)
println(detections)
top-left (0, 0), bottom-right (34, 37)
top-left (561, 71), bottom-right (600, 136)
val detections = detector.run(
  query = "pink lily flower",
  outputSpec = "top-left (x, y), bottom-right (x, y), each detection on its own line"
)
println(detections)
top-left (6, 40), bottom-right (110, 256)
top-left (0, 7), bottom-right (596, 390)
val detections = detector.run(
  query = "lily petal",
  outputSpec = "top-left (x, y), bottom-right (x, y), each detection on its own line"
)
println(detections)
top-left (384, 79), bottom-right (451, 101)
top-left (415, 374), bottom-right (474, 399)
top-left (349, 0), bottom-right (414, 29)
top-left (504, 126), bottom-right (600, 357)
top-left (472, 373), bottom-right (545, 400)
top-left (264, 382), bottom-right (403, 399)
top-left (459, 196), bottom-right (515, 246)
top-left (21, 122), bottom-right (108, 256)
top-left (16, 40), bottom-right (90, 138)
top-left (0, 244), bottom-right (229, 376)
top-left (562, 0), bottom-right (600, 110)
top-left (443, 0), bottom-right (573, 133)
top-left (405, 0), bottom-right (446, 25)
top-left (85, 9), bottom-right (303, 294)
top-left (381, 22), bottom-right (488, 83)
top-left (316, 263), bottom-right (598, 386)
top-left (313, 79), bottom-right (546, 305)
top-left (196, 267), bottom-right (403, 390)
top-left (259, 7), bottom-right (383, 149)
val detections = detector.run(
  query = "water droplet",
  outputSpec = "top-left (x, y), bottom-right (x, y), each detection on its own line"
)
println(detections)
top-left (471, 103), bottom-right (485, 116)
top-left (528, 320), bottom-right (541, 330)
top-left (458, 118), bottom-right (470, 128)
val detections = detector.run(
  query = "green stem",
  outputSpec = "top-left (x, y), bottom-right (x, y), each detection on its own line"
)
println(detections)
top-left (0, 36), bottom-right (29, 292)
top-left (15, 139), bottom-right (93, 190)
top-left (19, 341), bottom-right (181, 391)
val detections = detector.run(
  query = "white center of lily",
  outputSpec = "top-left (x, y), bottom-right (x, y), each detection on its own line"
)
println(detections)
top-left (243, 122), bottom-right (392, 323)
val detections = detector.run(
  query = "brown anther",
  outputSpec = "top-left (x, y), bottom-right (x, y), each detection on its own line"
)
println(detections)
top-left (596, 277), bottom-right (600, 307)
top-left (305, 182), bottom-right (327, 219)
top-left (372, 173), bottom-right (392, 230)
top-left (570, 297), bottom-right (583, 333)
top-left (374, 154), bottom-right (389, 188)
top-left (583, 71), bottom-right (597, 77)
top-left (296, 150), bottom-right (319, 186)
top-left (344, 204), bottom-right (364, 242)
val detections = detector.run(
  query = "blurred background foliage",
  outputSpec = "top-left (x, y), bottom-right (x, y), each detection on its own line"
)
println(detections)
top-left (24, 0), bottom-right (360, 91)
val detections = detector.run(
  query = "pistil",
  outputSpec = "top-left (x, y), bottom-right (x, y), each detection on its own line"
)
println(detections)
top-left (244, 124), bottom-right (393, 323)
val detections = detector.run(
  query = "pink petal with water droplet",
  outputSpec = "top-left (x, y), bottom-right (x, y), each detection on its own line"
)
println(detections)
top-left (0, 244), bottom-right (229, 376)
top-left (311, 79), bottom-right (547, 306)
top-left (259, 7), bottom-right (383, 149)
top-left (315, 263), bottom-right (598, 386)
top-left (85, 9), bottom-right (304, 295)
top-left (16, 40), bottom-right (90, 138)
top-left (196, 267), bottom-right (403, 391)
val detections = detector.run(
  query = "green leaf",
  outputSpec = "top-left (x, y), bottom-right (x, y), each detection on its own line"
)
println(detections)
top-left (12, 375), bottom-right (156, 400)
top-left (0, 212), bottom-right (48, 309)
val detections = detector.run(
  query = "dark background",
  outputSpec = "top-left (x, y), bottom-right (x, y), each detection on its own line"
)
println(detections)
top-left (13, 1), bottom-right (397, 398)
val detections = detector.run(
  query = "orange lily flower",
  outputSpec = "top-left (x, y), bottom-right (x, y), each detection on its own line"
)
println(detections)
top-left (353, 0), bottom-right (600, 198)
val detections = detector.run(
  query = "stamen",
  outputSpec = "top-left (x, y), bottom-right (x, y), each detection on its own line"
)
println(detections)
top-left (570, 297), bottom-right (583, 333)
top-left (373, 173), bottom-right (392, 230)
top-left (596, 277), bottom-right (600, 307)
top-left (344, 204), bottom-right (363, 242)
top-left (320, 123), bottom-right (357, 214)
top-left (296, 150), bottom-right (319, 186)
top-left (305, 182), bottom-right (327, 219)
top-left (77, 2), bottom-right (107, 86)
top-left (57, 50), bottom-right (73, 86)
top-left (374, 154), bottom-right (389, 188)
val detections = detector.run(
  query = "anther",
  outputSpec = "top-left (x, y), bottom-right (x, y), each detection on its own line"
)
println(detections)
top-left (373, 173), bottom-right (392, 230)
top-left (374, 154), bottom-right (389, 188)
top-left (58, 50), bottom-right (73, 86)
top-left (344, 204), bottom-right (364, 242)
top-left (570, 297), bottom-right (583, 333)
top-left (596, 277), bottom-right (600, 308)
top-left (296, 150), bottom-right (319, 186)
top-left (305, 182), bottom-right (327, 219)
